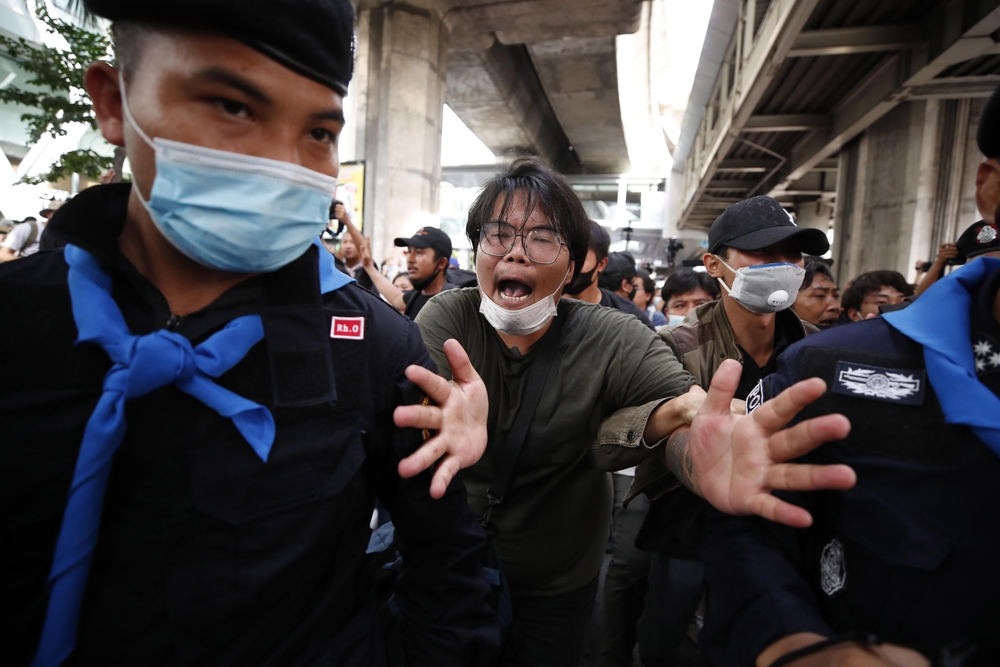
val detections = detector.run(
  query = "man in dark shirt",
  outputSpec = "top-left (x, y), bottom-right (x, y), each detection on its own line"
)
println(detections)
top-left (0, 2), bottom-right (499, 664)
top-left (565, 220), bottom-right (654, 329)
top-left (395, 227), bottom-right (457, 320)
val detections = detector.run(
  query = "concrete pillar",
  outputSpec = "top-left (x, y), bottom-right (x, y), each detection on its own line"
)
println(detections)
top-left (832, 99), bottom-right (984, 285)
top-left (344, 1), bottom-right (449, 265)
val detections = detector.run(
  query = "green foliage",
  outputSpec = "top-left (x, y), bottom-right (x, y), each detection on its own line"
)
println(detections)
top-left (0, 4), bottom-right (112, 184)
top-left (21, 148), bottom-right (112, 184)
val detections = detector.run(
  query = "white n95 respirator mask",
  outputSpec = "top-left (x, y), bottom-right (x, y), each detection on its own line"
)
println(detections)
top-left (715, 258), bottom-right (806, 315)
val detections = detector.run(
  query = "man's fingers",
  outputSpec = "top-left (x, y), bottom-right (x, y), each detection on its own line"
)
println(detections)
top-left (393, 403), bottom-right (443, 431)
top-left (766, 413), bottom-right (851, 461)
top-left (397, 435), bottom-right (448, 479)
top-left (404, 364), bottom-right (453, 405)
top-left (765, 462), bottom-right (857, 492)
top-left (429, 455), bottom-right (462, 500)
top-left (442, 339), bottom-right (479, 386)
top-left (700, 359), bottom-right (743, 415)
top-left (747, 493), bottom-right (814, 529)
top-left (751, 377), bottom-right (828, 433)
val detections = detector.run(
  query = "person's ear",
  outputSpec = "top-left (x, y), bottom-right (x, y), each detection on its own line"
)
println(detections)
top-left (703, 253), bottom-right (725, 279)
top-left (437, 256), bottom-right (449, 272)
top-left (847, 308), bottom-right (862, 322)
top-left (563, 260), bottom-right (576, 287)
top-left (596, 256), bottom-right (609, 274)
top-left (976, 159), bottom-right (1000, 223)
top-left (85, 61), bottom-right (125, 147)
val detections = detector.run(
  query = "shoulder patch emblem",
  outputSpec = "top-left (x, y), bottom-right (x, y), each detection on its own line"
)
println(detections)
top-left (745, 379), bottom-right (764, 414)
top-left (832, 361), bottom-right (924, 405)
top-left (976, 224), bottom-right (998, 245)
top-left (331, 316), bottom-right (365, 340)
top-left (820, 538), bottom-right (847, 596)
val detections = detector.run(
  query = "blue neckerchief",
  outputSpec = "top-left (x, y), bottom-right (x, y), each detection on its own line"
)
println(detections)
top-left (882, 257), bottom-right (1000, 458)
top-left (33, 242), bottom-right (352, 666)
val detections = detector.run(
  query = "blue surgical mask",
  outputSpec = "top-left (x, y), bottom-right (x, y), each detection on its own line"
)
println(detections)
top-left (120, 75), bottom-right (337, 273)
top-left (667, 314), bottom-right (686, 326)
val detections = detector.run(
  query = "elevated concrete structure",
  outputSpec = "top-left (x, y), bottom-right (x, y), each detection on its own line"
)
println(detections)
top-left (345, 0), bottom-right (650, 263)
top-left (675, 0), bottom-right (1000, 282)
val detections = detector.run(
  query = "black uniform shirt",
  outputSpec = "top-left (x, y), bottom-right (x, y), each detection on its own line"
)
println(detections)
top-left (0, 184), bottom-right (498, 666)
top-left (700, 264), bottom-right (1000, 666)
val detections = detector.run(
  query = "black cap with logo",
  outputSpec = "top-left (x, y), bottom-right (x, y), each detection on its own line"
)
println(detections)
top-left (708, 195), bottom-right (830, 256)
top-left (394, 227), bottom-right (452, 257)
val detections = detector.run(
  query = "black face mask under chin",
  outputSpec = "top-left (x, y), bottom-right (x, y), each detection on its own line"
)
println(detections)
top-left (564, 266), bottom-right (597, 295)
top-left (410, 267), bottom-right (441, 292)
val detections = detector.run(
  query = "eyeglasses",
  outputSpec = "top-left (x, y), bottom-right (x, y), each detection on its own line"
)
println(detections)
top-left (478, 221), bottom-right (566, 264)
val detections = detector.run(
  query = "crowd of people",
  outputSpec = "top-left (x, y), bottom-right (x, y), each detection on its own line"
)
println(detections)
top-left (3, 1), bottom-right (1000, 667)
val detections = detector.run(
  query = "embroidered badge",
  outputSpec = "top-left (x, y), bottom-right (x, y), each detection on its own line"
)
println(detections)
top-left (973, 335), bottom-right (1000, 377)
top-left (976, 224), bottom-right (998, 245)
top-left (820, 538), bottom-right (846, 596)
top-left (832, 361), bottom-right (924, 405)
top-left (331, 316), bottom-right (365, 340)
top-left (745, 379), bottom-right (765, 414)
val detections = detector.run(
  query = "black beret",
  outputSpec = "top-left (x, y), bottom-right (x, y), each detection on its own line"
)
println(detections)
top-left (956, 220), bottom-right (1000, 260)
top-left (85, 0), bottom-right (355, 96)
top-left (977, 82), bottom-right (1000, 158)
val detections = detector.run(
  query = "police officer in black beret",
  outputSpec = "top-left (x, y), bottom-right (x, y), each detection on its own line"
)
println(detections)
top-left (0, 1), bottom-right (501, 664)
top-left (692, 84), bottom-right (1000, 666)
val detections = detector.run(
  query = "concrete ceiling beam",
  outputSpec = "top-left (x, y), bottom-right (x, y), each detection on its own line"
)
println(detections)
top-left (778, 0), bottom-right (1000, 188)
top-left (907, 75), bottom-right (1000, 99)
top-left (678, 0), bottom-right (823, 226)
top-left (717, 159), bottom-right (781, 172)
top-left (443, 0), bottom-right (644, 51)
top-left (788, 24), bottom-right (926, 57)
top-left (743, 113), bottom-right (831, 132)
top-left (446, 41), bottom-right (581, 173)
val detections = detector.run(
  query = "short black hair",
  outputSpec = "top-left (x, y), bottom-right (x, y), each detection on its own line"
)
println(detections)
top-left (111, 20), bottom-right (154, 79)
top-left (599, 251), bottom-right (636, 291)
top-left (466, 157), bottom-right (590, 280)
top-left (799, 261), bottom-right (836, 292)
top-left (661, 269), bottom-right (720, 303)
top-left (588, 219), bottom-right (611, 262)
top-left (841, 270), bottom-right (913, 313)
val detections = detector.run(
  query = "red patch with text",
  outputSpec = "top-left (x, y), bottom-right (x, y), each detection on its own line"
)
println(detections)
top-left (331, 316), bottom-right (365, 340)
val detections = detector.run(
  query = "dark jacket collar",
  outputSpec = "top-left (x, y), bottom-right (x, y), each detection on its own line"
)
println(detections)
top-left (46, 182), bottom-right (132, 270)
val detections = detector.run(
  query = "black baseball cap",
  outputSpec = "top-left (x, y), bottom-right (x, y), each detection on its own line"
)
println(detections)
top-left (394, 227), bottom-right (452, 257)
top-left (708, 195), bottom-right (830, 256)
top-left (956, 220), bottom-right (1000, 259)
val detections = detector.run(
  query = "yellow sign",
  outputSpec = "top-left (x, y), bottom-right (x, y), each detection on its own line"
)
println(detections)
top-left (336, 162), bottom-right (365, 231)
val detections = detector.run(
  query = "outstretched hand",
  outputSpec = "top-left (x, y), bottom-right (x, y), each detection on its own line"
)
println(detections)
top-left (680, 359), bottom-right (855, 528)
top-left (394, 339), bottom-right (489, 499)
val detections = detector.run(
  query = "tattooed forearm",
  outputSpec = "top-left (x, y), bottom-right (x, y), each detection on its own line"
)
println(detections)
top-left (660, 429), bottom-right (700, 495)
